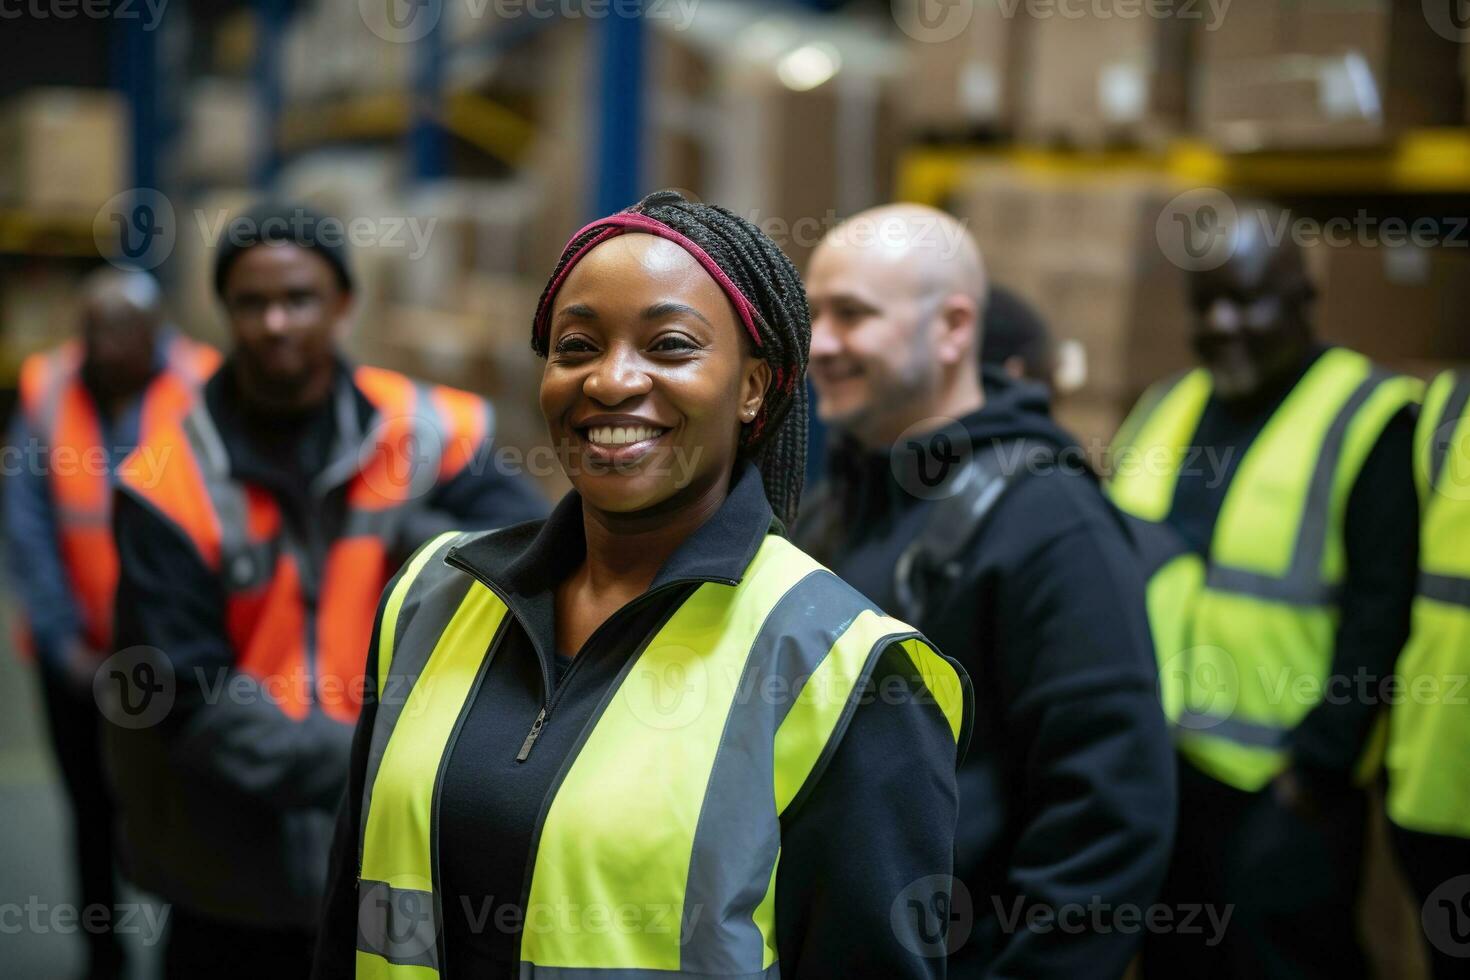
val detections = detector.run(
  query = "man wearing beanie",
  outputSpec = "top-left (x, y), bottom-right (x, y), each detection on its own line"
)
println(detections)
top-left (104, 201), bottom-right (547, 977)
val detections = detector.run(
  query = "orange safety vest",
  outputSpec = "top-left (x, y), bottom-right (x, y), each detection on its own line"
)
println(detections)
top-left (16, 333), bottom-right (220, 652)
top-left (116, 365), bottom-right (492, 724)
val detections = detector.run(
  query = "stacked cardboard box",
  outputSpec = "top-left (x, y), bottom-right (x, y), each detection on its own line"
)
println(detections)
top-left (0, 89), bottom-right (127, 214)
top-left (179, 80), bottom-right (262, 186)
top-left (1196, 0), bottom-right (1462, 150)
top-left (1020, 2), bottom-right (1191, 146)
top-left (957, 167), bottom-right (1195, 451)
top-left (0, 267), bottom-right (83, 385)
top-left (717, 36), bottom-right (900, 269)
top-left (1314, 237), bottom-right (1470, 366)
top-left (899, 0), bottom-right (1031, 139)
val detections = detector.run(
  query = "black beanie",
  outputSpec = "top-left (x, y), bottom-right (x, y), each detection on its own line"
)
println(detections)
top-left (212, 200), bottom-right (354, 297)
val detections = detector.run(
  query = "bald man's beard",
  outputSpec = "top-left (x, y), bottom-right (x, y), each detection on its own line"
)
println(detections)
top-left (818, 352), bottom-right (940, 449)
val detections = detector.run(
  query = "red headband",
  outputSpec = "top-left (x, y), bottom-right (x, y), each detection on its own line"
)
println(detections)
top-left (532, 213), bottom-right (765, 351)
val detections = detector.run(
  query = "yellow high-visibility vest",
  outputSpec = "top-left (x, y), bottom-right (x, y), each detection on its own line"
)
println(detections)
top-left (1386, 370), bottom-right (1470, 838)
top-left (1110, 348), bottom-right (1421, 792)
top-left (354, 530), bottom-right (970, 979)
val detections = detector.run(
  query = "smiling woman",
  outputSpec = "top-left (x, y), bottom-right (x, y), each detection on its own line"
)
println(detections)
top-left (313, 191), bottom-right (976, 980)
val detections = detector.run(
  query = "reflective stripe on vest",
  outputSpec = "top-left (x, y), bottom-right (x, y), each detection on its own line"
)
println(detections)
top-left (1109, 349), bottom-right (1422, 790)
top-left (17, 335), bottom-right (218, 649)
top-left (354, 532), bottom-right (967, 978)
top-left (118, 367), bottom-right (488, 723)
top-left (1387, 371), bottom-right (1470, 837)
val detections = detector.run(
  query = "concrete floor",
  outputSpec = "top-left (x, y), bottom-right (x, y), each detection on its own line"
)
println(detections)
top-left (0, 603), bottom-right (163, 980)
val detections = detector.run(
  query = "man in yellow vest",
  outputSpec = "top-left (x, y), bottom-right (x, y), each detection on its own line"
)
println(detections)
top-left (1386, 369), bottom-right (1470, 977)
top-left (4, 268), bottom-right (218, 980)
top-left (1112, 201), bottom-right (1421, 978)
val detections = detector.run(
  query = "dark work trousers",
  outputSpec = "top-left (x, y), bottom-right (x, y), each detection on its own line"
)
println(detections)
top-left (1141, 755), bottom-right (1368, 980)
top-left (37, 663), bottom-right (126, 980)
top-left (1390, 822), bottom-right (1470, 978)
top-left (164, 906), bottom-right (315, 980)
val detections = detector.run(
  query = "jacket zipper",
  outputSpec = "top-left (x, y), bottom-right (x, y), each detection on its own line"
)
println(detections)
top-left (444, 549), bottom-right (733, 764)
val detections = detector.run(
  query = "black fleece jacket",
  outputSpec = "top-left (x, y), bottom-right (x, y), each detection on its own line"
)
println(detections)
top-left (313, 462), bottom-right (967, 980)
top-left (797, 370), bottom-right (1176, 980)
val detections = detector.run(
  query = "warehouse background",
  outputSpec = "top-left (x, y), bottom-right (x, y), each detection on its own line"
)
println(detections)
top-left (0, 0), bottom-right (1466, 976)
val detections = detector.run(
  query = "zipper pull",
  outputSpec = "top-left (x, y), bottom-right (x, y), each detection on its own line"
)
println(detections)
top-left (516, 707), bottom-right (548, 763)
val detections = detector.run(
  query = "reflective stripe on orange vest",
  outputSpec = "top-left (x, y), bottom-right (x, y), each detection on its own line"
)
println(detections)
top-left (117, 366), bottom-right (491, 723)
top-left (17, 334), bottom-right (220, 650)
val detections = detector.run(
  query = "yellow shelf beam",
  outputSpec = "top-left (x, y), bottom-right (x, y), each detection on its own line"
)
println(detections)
top-left (898, 129), bottom-right (1470, 206)
top-left (0, 209), bottom-right (103, 258)
top-left (278, 91), bottom-right (536, 164)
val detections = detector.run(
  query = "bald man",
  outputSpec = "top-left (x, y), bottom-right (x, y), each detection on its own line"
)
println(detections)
top-left (796, 205), bottom-right (1175, 978)
top-left (4, 268), bottom-right (219, 979)
top-left (1110, 201), bottom-right (1421, 977)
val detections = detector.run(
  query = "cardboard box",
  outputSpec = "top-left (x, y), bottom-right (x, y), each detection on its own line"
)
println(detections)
top-left (899, 0), bottom-right (1031, 138)
top-left (958, 169), bottom-right (1194, 403)
top-left (0, 267), bottom-right (83, 385)
top-left (1020, 2), bottom-right (1191, 146)
top-left (720, 57), bottom-right (899, 270)
top-left (1196, 0), bottom-right (1462, 150)
top-left (1315, 239), bottom-right (1470, 363)
top-left (179, 79), bottom-right (261, 185)
top-left (0, 89), bottom-right (127, 214)
top-left (378, 304), bottom-right (566, 500)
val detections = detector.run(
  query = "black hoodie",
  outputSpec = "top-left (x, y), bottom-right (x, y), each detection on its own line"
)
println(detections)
top-left (797, 369), bottom-right (1176, 980)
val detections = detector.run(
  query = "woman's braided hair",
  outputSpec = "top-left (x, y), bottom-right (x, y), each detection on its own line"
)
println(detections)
top-left (531, 190), bottom-right (811, 530)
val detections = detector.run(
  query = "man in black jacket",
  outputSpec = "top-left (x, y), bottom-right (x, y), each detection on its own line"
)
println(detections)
top-left (796, 204), bottom-right (1176, 979)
